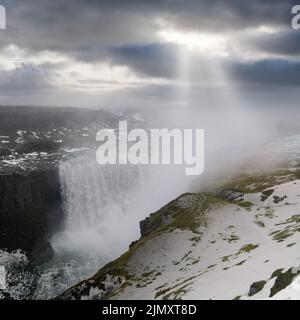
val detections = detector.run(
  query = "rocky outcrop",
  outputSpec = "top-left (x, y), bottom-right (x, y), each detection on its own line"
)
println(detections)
top-left (0, 168), bottom-right (64, 265)
top-left (140, 193), bottom-right (219, 237)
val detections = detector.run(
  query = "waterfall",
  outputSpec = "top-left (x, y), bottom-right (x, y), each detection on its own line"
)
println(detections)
top-left (53, 150), bottom-right (193, 261)
top-left (60, 155), bottom-right (144, 232)
top-left (53, 151), bottom-right (146, 259)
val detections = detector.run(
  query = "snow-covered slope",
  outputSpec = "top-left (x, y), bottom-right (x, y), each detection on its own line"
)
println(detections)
top-left (57, 135), bottom-right (300, 300)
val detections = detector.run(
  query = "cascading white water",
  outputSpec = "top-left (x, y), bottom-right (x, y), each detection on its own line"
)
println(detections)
top-left (53, 150), bottom-right (193, 260)
top-left (53, 151), bottom-right (146, 259)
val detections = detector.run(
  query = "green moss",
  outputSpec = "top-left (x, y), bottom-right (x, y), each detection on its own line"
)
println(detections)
top-left (155, 283), bottom-right (168, 291)
top-left (136, 283), bottom-right (147, 288)
top-left (141, 270), bottom-right (158, 278)
top-left (271, 268), bottom-right (284, 279)
top-left (191, 258), bottom-right (200, 265)
top-left (155, 281), bottom-right (192, 300)
top-left (172, 284), bottom-right (191, 299)
top-left (236, 260), bottom-right (247, 266)
top-left (142, 193), bottom-right (224, 236)
top-left (218, 170), bottom-right (299, 194)
top-left (189, 236), bottom-right (202, 243)
top-left (270, 268), bottom-right (300, 297)
top-left (156, 273), bottom-right (201, 300)
top-left (270, 229), bottom-right (292, 242)
top-left (239, 243), bottom-right (259, 253)
top-left (254, 220), bottom-right (265, 228)
top-left (276, 215), bottom-right (300, 226)
top-left (221, 255), bottom-right (232, 262)
top-left (161, 283), bottom-right (191, 300)
top-left (162, 194), bottom-right (223, 234)
top-left (235, 200), bottom-right (253, 210)
top-left (264, 208), bottom-right (275, 219)
top-left (223, 234), bottom-right (240, 243)
top-left (155, 287), bottom-right (172, 299)
top-left (181, 251), bottom-right (192, 261)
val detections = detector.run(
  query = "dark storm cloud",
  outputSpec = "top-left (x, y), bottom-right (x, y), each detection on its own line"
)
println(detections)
top-left (0, 0), bottom-right (297, 52)
top-left (0, 0), bottom-right (299, 103)
top-left (0, 0), bottom-right (160, 51)
top-left (99, 46), bottom-right (300, 86)
top-left (162, 0), bottom-right (295, 32)
top-left (247, 31), bottom-right (300, 56)
top-left (0, 64), bottom-right (53, 96)
top-left (71, 42), bottom-right (183, 80)
top-left (227, 59), bottom-right (300, 86)
top-left (108, 44), bottom-right (179, 78)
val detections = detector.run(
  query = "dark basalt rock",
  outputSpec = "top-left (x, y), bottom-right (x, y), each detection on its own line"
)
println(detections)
top-left (248, 280), bottom-right (266, 296)
top-left (15, 140), bottom-right (61, 154)
top-left (273, 195), bottom-right (287, 204)
top-left (0, 147), bottom-right (12, 157)
top-left (0, 167), bottom-right (64, 264)
top-left (260, 189), bottom-right (274, 201)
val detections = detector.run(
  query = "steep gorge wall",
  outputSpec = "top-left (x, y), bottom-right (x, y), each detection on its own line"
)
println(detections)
top-left (0, 168), bottom-right (64, 265)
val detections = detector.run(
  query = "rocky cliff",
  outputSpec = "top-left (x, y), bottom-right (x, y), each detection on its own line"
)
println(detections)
top-left (0, 105), bottom-right (126, 265)
top-left (0, 167), bottom-right (63, 265)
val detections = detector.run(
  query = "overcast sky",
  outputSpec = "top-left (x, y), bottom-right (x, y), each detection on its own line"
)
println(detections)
top-left (0, 0), bottom-right (299, 109)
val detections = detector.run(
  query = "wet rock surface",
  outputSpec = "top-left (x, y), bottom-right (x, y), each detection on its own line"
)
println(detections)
top-left (0, 168), bottom-right (63, 263)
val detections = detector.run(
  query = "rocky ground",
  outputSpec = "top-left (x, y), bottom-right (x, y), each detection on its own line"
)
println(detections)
top-left (57, 134), bottom-right (300, 300)
top-left (0, 106), bottom-right (124, 174)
